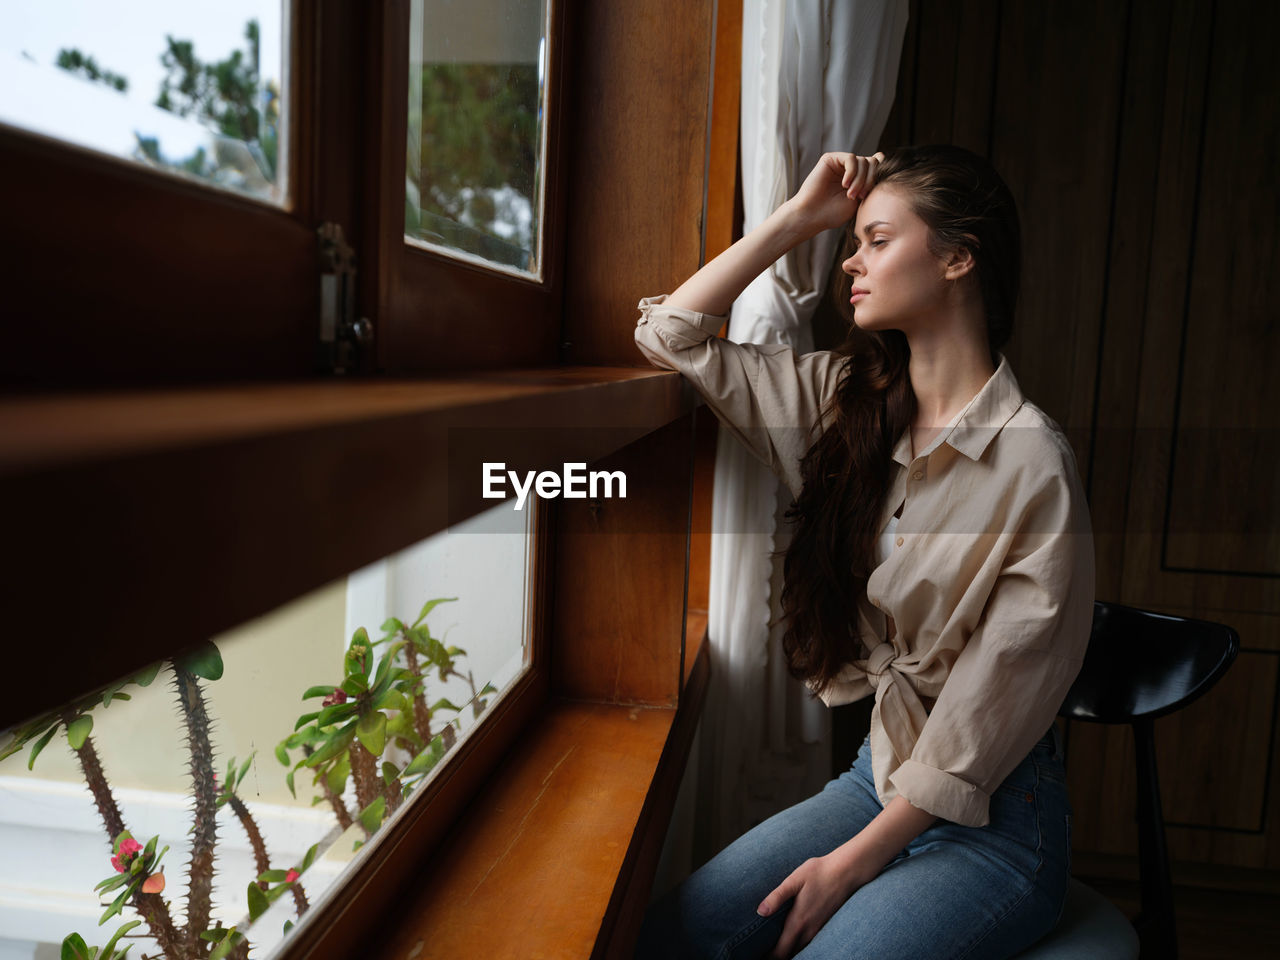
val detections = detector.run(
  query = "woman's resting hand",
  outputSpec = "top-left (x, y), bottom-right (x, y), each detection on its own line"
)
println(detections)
top-left (756, 792), bottom-right (935, 958)
top-left (757, 848), bottom-right (879, 959)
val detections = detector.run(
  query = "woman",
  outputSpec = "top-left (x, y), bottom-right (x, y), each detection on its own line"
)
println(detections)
top-left (632, 145), bottom-right (1095, 959)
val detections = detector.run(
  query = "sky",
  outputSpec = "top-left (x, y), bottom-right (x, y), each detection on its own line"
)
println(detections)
top-left (1, 1), bottom-right (283, 183)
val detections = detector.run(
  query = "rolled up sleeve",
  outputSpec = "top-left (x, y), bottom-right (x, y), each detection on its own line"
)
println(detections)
top-left (889, 446), bottom-right (1096, 827)
top-left (635, 294), bottom-right (843, 497)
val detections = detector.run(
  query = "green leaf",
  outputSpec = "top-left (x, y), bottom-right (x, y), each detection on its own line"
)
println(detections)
top-left (317, 702), bottom-right (357, 727)
top-left (61, 932), bottom-right (90, 960)
top-left (372, 650), bottom-right (394, 690)
top-left (402, 734), bottom-right (446, 778)
top-left (356, 710), bottom-right (387, 756)
top-left (275, 742), bottom-right (291, 766)
top-left (236, 753), bottom-right (253, 786)
top-left (142, 834), bottom-right (158, 862)
top-left (340, 673), bottom-right (368, 697)
top-left (99, 876), bottom-right (142, 925)
top-left (94, 872), bottom-right (129, 893)
top-left (132, 663), bottom-right (162, 687)
top-left (412, 596), bottom-right (457, 628)
top-left (381, 761), bottom-right (400, 787)
top-left (101, 684), bottom-right (127, 707)
top-left (429, 698), bottom-right (462, 715)
top-left (373, 689), bottom-right (407, 712)
top-left (65, 715), bottom-right (94, 751)
top-left (247, 881), bottom-right (270, 921)
top-left (293, 711), bottom-right (321, 732)
top-left (325, 754), bottom-right (350, 796)
top-left (100, 920), bottom-right (141, 959)
top-left (176, 641), bottom-right (224, 680)
top-left (357, 795), bottom-right (385, 833)
top-left (299, 842), bottom-right (320, 872)
top-left (207, 927), bottom-right (243, 960)
top-left (302, 684), bottom-right (337, 700)
top-left (302, 723), bottom-right (356, 767)
top-left (380, 617), bottom-right (405, 634)
top-left (28, 723), bottom-right (60, 769)
top-left (258, 869), bottom-right (289, 882)
top-left (285, 769), bottom-right (296, 798)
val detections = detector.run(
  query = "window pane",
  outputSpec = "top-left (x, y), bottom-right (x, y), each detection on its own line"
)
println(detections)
top-left (1, 1), bottom-right (287, 206)
top-left (406, 0), bottom-right (549, 277)
top-left (0, 500), bottom-right (532, 959)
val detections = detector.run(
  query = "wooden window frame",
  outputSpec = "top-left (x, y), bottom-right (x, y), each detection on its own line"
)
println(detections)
top-left (1, 0), bottom-right (342, 387)
top-left (0, 0), bottom-right (734, 955)
top-left (372, 0), bottom-right (573, 373)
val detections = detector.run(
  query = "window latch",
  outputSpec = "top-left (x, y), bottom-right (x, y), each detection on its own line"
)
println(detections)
top-left (318, 222), bottom-right (372, 374)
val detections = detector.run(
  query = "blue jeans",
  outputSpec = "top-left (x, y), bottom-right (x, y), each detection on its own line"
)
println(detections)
top-left (636, 727), bottom-right (1071, 960)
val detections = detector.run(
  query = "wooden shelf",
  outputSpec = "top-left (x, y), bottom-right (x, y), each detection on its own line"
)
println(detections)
top-left (0, 367), bottom-right (694, 730)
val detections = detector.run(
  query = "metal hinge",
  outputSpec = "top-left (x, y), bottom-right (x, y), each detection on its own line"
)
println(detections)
top-left (317, 222), bottom-right (372, 375)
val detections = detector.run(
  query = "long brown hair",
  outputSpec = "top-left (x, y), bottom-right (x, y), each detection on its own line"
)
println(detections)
top-left (777, 144), bottom-right (1021, 694)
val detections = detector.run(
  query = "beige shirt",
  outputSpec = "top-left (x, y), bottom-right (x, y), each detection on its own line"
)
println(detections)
top-left (635, 294), bottom-right (1095, 827)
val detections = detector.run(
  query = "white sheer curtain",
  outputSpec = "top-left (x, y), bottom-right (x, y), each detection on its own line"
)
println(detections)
top-left (653, 0), bottom-right (908, 889)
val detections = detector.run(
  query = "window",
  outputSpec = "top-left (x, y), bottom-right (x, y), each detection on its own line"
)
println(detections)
top-left (405, 0), bottom-right (550, 276)
top-left (3, 1), bottom-right (288, 206)
top-left (0, 501), bottom-right (535, 958)
top-left (2, 0), bottom-right (721, 955)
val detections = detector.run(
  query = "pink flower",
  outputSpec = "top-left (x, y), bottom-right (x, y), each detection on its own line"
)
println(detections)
top-left (111, 837), bottom-right (143, 873)
top-left (321, 688), bottom-right (347, 707)
top-left (285, 869), bottom-right (299, 883)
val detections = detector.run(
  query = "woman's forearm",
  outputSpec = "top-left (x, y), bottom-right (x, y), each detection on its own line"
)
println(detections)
top-left (665, 200), bottom-right (820, 316)
top-left (832, 795), bottom-right (937, 882)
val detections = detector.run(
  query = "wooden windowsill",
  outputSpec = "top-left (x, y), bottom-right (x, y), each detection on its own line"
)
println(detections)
top-left (351, 633), bottom-right (710, 960)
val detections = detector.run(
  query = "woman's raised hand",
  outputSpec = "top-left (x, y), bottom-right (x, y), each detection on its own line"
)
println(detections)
top-left (789, 151), bottom-right (885, 234)
top-left (663, 150), bottom-right (883, 315)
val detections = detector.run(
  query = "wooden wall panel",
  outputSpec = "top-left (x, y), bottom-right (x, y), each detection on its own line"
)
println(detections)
top-left (988, 0), bottom-right (1125, 446)
top-left (560, 0), bottom-right (715, 365)
top-left (1163, 0), bottom-right (1280, 578)
top-left (907, 0), bottom-right (999, 154)
top-left (552, 416), bottom-right (693, 706)
top-left (877, 0), bottom-right (1280, 882)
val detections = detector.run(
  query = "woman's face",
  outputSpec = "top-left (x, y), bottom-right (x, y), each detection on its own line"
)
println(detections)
top-left (840, 183), bottom-right (952, 333)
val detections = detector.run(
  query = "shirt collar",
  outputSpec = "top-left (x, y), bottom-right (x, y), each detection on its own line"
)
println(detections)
top-left (891, 353), bottom-right (1025, 466)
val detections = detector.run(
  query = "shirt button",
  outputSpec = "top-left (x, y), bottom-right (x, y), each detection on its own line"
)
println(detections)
top-left (912, 470), bottom-right (924, 481)
top-left (895, 537), bottom-right (904, 547)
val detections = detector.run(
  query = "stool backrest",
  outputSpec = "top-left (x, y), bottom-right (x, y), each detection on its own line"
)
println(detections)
top-left (1056, 601), bottom-right (1239, 959)
top-left (1059, 601), bottom-right (1239, 725)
